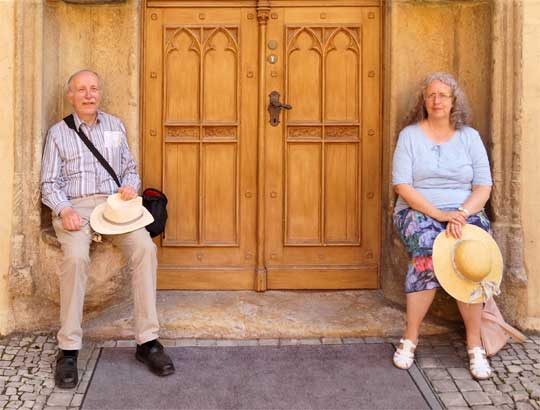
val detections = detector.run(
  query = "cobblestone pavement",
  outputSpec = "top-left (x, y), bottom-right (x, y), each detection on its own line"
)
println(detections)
top-left (0, 332), bottom-right (538, 409)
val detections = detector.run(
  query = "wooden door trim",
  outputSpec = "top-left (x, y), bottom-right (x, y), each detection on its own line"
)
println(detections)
top-left (255, 4), bottom-right (270, 291)
top-left (267, 267), bottom-right (378, 289)
top-left (147, 1), bottom-right (382, 8)
top-left (158, 268), bottom-right (255, 289)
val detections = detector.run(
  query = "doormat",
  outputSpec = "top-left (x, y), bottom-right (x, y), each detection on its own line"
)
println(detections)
top-left (81, 343), bottom-right (441, 410)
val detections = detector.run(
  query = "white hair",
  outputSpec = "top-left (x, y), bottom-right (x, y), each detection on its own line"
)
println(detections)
top-left (65, 69), bottom-right (103, 94)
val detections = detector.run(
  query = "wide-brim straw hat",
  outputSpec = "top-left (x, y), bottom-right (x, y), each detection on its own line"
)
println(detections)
top-left (90, 193), bottom-right (154, 235)
top-left (433, 224), bottom-right (503, 303)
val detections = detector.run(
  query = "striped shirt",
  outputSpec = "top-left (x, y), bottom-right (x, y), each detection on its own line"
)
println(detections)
top-left (41, 111), bottom-right (141, 215)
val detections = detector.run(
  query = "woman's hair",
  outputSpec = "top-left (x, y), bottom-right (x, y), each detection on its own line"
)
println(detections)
top-left (403, 72), bottom-right (470, 129)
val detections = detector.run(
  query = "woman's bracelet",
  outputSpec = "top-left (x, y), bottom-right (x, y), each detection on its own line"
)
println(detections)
top-left (458, 206), bottom-right (470, 217)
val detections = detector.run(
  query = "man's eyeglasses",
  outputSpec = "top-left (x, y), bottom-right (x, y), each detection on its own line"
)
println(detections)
top-left (425, 92), bottom-right (453, 101)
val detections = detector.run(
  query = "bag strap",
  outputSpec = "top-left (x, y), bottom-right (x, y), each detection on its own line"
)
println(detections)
top-left (483, 311), bottom-right (527, 342)
top-left (64, 114), bottom-right (121, 187)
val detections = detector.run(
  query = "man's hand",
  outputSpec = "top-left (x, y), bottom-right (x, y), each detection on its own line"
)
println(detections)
top-left (118, 186), bottom-right (137, 201)
top-left (60, 207), bottom-right (83, 231)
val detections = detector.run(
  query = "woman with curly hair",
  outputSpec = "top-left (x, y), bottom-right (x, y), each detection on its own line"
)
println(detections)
top-left (392, 72), bottom-right (494, 379)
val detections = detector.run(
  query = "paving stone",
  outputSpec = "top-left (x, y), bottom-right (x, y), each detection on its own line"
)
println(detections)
top-left (482, 384), bottom-right (499, 393)
top-left (508, 365), bottom-right (524, 373)
top-left (159, 339), bottom-right (176, 347)
top-left (196, 339), bottom-right (217, 346)
top-left (279, 339), bottom-right (300, 346)
top-left (297, 339), bottom-right (321, 345)
top-left (47, 393), bottom-right (74, 406)
top-left (257, 339), bottom-right (280, 346)
top-left (513, 391), bottom-right (532, 402)
top-left (115, 340), bottom-right (136, 348)
top-left (425, 368), bottom-right (451, 380)
top-left (463, 391), bottom-right (492, 406)
top-left (431, 379), bottom-right (458, 393)
top-left (455, 379), bottom-right (482, 391)
top-left (363, 337), bottom-right (385, 344)
top-left (418, 357), bottom-right (439, 368)
top-left (470, 406), bottom-right (498, 410)
top-left (343, 337), bottom-right (364, 344)
top-left (70, 394), bottom-right (83, 407)
top-left (439, 392), bottom-right (468, 407)
top-left (97, 340), bottom-right (116, 348)
top-left (5, 387), bottom-right (17, 395)
top-left (321, 337), bottom-right (342, 345)
top-left (448, 367), bottom-right (473, 379)
top-left (75, 381), bottom-right (88, 394)
top-left (488, 392), bottom-right (513, 405)
top-left (516, 402), bottom-right (535, 410)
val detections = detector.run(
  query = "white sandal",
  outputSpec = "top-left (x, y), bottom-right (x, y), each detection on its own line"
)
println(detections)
top-left (468, 346), bottom-right (492, 380)
top-left (393, 338), bottom-right (416, 370)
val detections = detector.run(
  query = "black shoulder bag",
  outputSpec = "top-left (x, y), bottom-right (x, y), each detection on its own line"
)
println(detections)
top-left (63, 114), bottom-right (168, 237)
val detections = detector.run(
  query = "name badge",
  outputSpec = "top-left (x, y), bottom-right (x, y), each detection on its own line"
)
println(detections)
top-left (104, 131), bottom-right (123, 148)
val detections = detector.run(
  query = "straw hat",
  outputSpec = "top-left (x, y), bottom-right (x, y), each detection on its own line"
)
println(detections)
top-left (90, 193), bottom-right (154, 235)
top-left (433, 224), bottom-right (503, 303)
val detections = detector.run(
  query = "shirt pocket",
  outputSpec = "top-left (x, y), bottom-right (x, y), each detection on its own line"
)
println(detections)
top-left (103, 131), bottom-right (123, 149)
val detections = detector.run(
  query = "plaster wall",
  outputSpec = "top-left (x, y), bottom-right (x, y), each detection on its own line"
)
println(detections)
top-left (382, 0), bottom-right (493, 320)
top-left (43, 0), bottom-right (140, 155)
top-left (8, 0), bottom-right (141, 332)
top-left (521, 0), bottom-right (540, 328)
top-left (0, 1), bottom-right (16, 334)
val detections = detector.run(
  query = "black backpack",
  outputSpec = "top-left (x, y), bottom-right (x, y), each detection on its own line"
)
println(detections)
top-left (142, 188), bottom-right (168, 238)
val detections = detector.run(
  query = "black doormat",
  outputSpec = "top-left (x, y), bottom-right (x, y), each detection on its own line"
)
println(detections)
top-left (82, 344), bottom-right (440, 410)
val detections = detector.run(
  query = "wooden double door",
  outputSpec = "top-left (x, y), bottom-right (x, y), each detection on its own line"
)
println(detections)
top-left (142, 1), bottom-right (381, 290)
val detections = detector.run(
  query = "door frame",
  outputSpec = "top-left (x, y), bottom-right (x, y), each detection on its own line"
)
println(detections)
top-left (140, 0), bottom-right (384, 291)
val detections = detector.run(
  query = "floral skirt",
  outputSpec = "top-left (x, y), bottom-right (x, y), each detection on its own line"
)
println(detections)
top-left (393, 208), bottom-right (491, 293)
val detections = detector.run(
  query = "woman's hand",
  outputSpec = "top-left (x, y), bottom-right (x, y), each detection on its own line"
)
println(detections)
top-left (435, 210), bottom-right (466, 223)
top-left (436, 210), bottom-right (467, 238)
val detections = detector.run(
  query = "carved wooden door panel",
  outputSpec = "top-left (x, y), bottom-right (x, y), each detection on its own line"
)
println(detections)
top-left (143, 2), bottom-right (381, 290)
top-left (143, 8), bottom-right (258, 289)
top-left (263, 7), bottom-right (381, 289)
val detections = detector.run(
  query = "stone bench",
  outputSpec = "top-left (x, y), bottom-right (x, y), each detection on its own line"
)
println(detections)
top-left (38, 227), bottom-right (131, 310)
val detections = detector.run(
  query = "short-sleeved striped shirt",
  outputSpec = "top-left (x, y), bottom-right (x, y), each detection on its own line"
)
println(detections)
top-left (41, 111), bottom-right (141, 215)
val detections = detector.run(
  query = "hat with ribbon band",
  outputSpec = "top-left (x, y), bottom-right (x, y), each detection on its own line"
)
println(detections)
top-left (90, 193), bottom-right (154, 235)
top-left (433, 224), bottom-right (503, 303)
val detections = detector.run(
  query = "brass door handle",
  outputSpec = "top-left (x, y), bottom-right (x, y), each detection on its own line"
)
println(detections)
top-left (268, 91), bottom-right (292, 126)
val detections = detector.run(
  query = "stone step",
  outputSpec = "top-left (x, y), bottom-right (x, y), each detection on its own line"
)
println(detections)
top-left (82, 290), bottom-right (460, 340)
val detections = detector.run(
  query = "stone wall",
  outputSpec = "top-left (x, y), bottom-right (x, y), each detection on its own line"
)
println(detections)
top-left (8, 0), bottom-right (141, 333)
top-left (2, 0), bottom-right (540, 334)
top-left (521, 0), bottom-right (540, 330)
top-left (0, 0), bottom-right (16, 334)
top-left (381, 0), bottom-right (495, 321)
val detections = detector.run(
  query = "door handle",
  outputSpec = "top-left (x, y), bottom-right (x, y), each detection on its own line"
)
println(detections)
top-left (268, 91), bottom-right (292, 127)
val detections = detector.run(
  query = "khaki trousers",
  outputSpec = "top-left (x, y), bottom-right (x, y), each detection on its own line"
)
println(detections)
top-left (52, 195), bottom-right (159, 350)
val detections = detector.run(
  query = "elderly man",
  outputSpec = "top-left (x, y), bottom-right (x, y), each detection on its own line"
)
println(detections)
top-left (41, 69), bottom-right (174, 389)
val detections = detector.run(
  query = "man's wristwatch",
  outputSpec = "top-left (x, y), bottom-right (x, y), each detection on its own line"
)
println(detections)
top-left (458, 207), bottom-right (470, 217)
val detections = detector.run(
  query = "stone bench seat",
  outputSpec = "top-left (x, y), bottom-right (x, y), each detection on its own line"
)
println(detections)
top-left (39, 227), bottom-right (131, 310)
